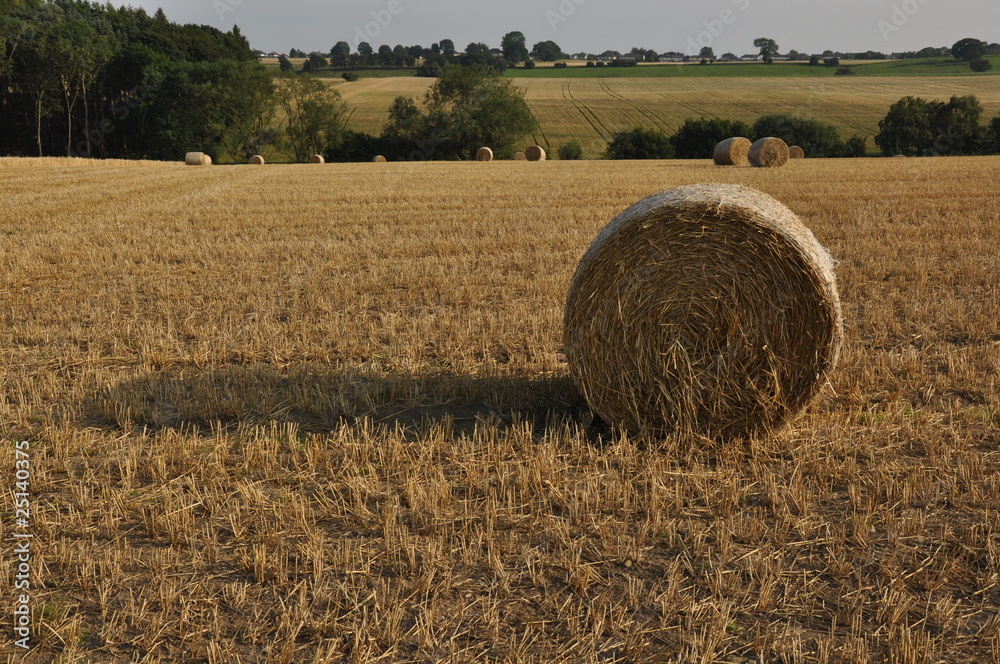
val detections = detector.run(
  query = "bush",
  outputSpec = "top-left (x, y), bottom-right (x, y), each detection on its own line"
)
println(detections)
top-left (553, 61), bottom-right (568, 69)
top-left (875, 95), bottom-right (987, 156)
top-left (841, 135), bottom-right (869, 157)
top-left (523, 59), bottom-right (536, 69)
top-left (809, 55), bottom-right (820, 65)
top-left (585, 60), bottom-right (595, 67)
top-left (341, 71), bottom-right (359, 82)
top-left (595, 61), bottom-right (606, 67)
top-left (970, 58), bottom-right (993, 72)
top-left (669, 117), bottom-right (753, 159)
top-left (753, 113), bottom-right (844, 157)
top-left (824, 57), bottom-right (840, 66)
top-left (605, 127), bottom-right (673, 159)
top-left (700, 58), bottom-right (709, 65)
top-left (557, 140), bottom-right (583, 160)
top-left (835, 66), bottom-right (855, 76)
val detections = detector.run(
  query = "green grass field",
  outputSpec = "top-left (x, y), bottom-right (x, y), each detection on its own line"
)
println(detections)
top-left (330, 75), bottom-right (1000, 159)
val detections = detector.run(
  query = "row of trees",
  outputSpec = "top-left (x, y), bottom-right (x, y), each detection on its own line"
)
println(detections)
top-left (0, 0), bottom-right (281, 160)
top-left (603, 95), bottom-right (1000, 160)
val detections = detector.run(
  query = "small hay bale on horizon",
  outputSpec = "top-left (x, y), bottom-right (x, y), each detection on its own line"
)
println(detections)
top-left (476, 147), bottom-right (494, 162)
top-left (513, 152), bottom-right (526, 161)
top-left (713, 137), bottom-right (752, 166)
top-left (789, 146), bottom-right (805, 159)
top-left (185, 152), bottom-right (211, 166)
top-left (748, 137), bottom-right (790, 168)
top-left (525, 145), bottom-right (546, 161)
top-left (563, 183), bottom-right (842, 440)
top-left (309, 154), bottom-right (325, 164)
top-left (248, 155), bottom-right (265, 165)
top-left (373, 155), bottom-right (387, 162)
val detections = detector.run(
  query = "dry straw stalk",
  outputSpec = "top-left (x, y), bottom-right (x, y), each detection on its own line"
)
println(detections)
top-left (476, 147), bottom-right (494, 162)
top-left (749, 137), bottom-right (790, 168)
top-left (789, 146), bottom-right (805, 159)
top-left (564, 183), bottom-right (842, 440)
top-left (525, 145), bottom-right (546, 161)
top-left (185, 152), bottom-right (211, 166)
top-left (713, 137), bottom-right (752, 166)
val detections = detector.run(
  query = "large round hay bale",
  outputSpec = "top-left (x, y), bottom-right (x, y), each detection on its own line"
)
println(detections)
top-left (564, 183), bottom-right (842, 440)
top-left (748, 137), bottom-right (790, 168)
top-left (309, 154), bottom-right (325, 164)
top-left (788, 146), bottom-right (805, 159)
top-left (476, 147), bottom-right (494, 162)
top-left (524, 145), bottom-right (546, 161)
top-left (373, 155), bottom-right (387, 163)
top-left (248, 155), bottom-right (265, 165)
top-left (713, 137), bottom-right (752, 166)
top-left (513, 152), bottom-right (526, 161)
top-left (185, 152), bottom-right (211, 166)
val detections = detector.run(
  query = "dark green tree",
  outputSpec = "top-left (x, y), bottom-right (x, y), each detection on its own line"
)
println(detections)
top-left (275, 73), bottom-right (347, 161)
top-left (875, 96), bottom-right (943, 156)
top-left (278, 55), bottom-right (293, 72)
top-left (531, 40), bottom-right (565, 62)
top-left (439, 39), bottom-right (455, 55)
top-left (358, 41), bottom-right (373, 56)
top-left (699, 47), bottom-right (715, 61)
top-left (753, 113), bottom-right (844, 157)
top-left (381, 66), bottom-right (537, 160)
top-left (605, 127), bottom-right (673, 159)
top-left (669, 117), bottom-right (753, 159)
top-left (501, 31), bottom-right (529, 63)
top-left (970, 58), bottom-right (993, 72)
top-left (753, 37), bottom-right (779, 64)
top-left (951, 38), bottom-right (987, 61)
top-left (329, 41), bottom-right (350, 65)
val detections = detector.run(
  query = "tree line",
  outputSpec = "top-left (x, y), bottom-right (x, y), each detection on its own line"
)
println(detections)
top-left (603, 96), bottom-right (1000, 160)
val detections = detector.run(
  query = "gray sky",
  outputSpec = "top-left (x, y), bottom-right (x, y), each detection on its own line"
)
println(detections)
top-left (116, 0), bottom-right (997, 56)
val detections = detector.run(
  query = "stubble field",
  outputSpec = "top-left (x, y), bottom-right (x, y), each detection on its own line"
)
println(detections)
top-left (1, 155), bottom-right (999, 662)
top-left (331, 75), bottom-right (1000, 158)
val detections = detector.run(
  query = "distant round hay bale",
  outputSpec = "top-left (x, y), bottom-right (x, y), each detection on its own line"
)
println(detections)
top-left (713, 137), bottom-right (752, 166)
top-left (564, 183), bottom-right (842, 440)
top-left (513, 152), bottom-right (526, 161)
top-left (748, 137), bottom-right (790, 168)
top-left (476, 147), bottom-right (494, 162)
top-left (894, 154), bottom-right (906, 158)
top-left (524, 145), bottom-right (546, 161)
top-left (373, 155), bottom-right (387, 162)
top-left (789, 146), bottom-right (805, 159)
top-left (185, 152), bottom-right (211, 166)
top-left (309, 154), bottom-right (325, 164)
top-left (248, 155), bottom-right (265, 165)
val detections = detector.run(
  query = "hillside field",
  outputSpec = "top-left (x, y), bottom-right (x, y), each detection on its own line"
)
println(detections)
top-left (1, 155), bottom-right (999, 662)
top-left (330, 75), bottom-right (1000, 158)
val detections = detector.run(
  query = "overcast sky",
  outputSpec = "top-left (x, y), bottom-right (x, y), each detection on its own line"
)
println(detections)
top-left (114, 0), bottom-right (997, 56)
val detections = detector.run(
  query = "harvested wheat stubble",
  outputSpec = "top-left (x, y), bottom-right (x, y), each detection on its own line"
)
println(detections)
top-left (373, 155), bottom-right (387, 162)
top-left (513, 152), bottom-right (526, 161)
top-left (309, 154), bottom-right (325, 164)
top-left (476, 147), bottom-right (494, 162)
top-left (525, 145), bottom-right (546, 161)
top-left (185, 152), bottom-right (211, 166)
top-left (789, 145), bottom-right (805, 159)
top-left (713, 137), bottom-right (752, 166)
top-left (564, 183), bottom-right (842, 440)
top-left (748, 137), bottom-right (790, 168)
top-left (248, 155), bottom-right (265, 165)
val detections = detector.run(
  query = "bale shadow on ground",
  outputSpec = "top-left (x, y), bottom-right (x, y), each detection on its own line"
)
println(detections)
top-left (84, 363), bottom-right (612, 442)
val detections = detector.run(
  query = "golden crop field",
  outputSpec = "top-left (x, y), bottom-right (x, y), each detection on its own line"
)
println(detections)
top-left (332, 75), bottom-right (1000, 157)
top-left (1, 155), bottom-right (999, 662)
